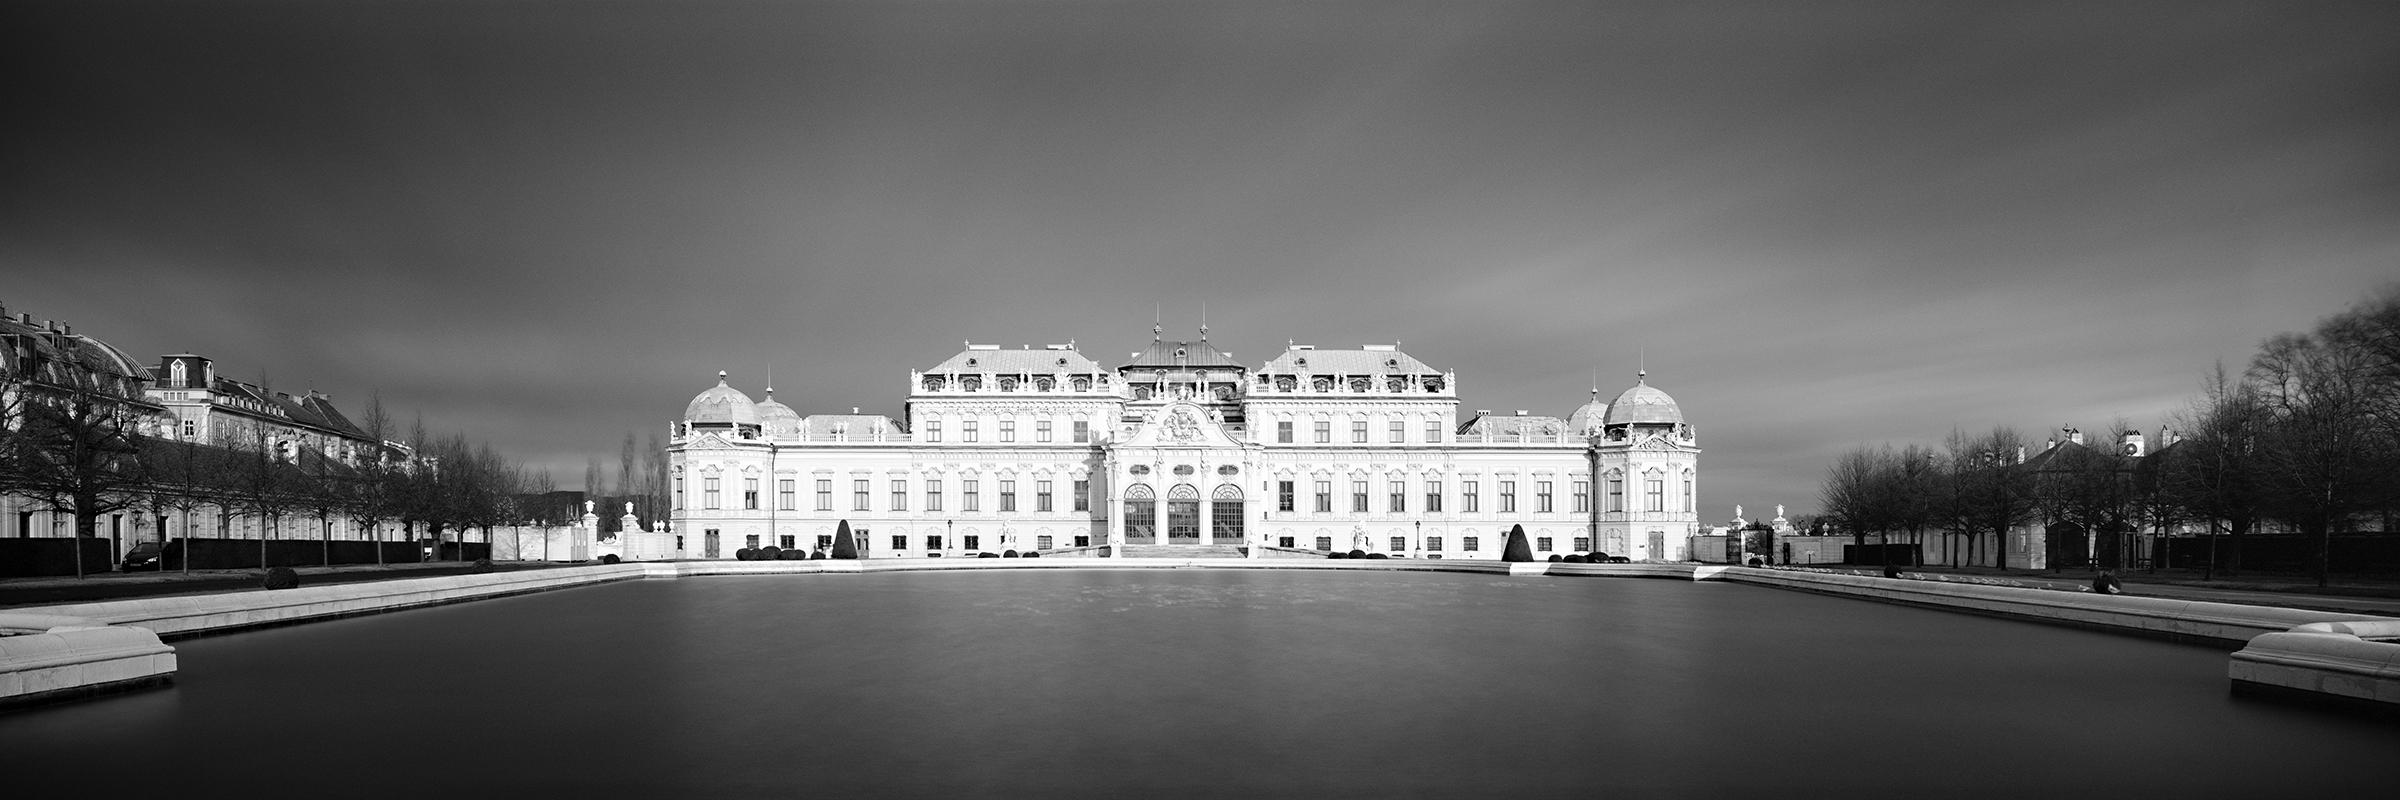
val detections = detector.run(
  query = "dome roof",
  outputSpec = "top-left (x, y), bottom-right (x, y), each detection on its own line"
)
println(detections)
top-left (754, 388), bottom-right (802, 436)
top-left (1566, 392), bottom-right (1610, 436)
top-left (684, 372), bottom-right (759, 426)
top-left (1602, 373), bottom-right (1682, 426)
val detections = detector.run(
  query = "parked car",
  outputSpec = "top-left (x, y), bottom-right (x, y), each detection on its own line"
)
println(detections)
top-left (120, 542), bottom-right (164, 571)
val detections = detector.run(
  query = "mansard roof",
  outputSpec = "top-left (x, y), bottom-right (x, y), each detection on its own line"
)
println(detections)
top-left (1458, 412), bottom-right (1569, 440)
top-left (207, 378), bottom-right (371, 440)
top-left (0, 310), bottom-right (156, 401)
top-left (1122, 338), bottom-right (1242, 371)
top-left (928, 346), bottom-right (1105, 375)
top-left (1260, 346), bottom-right (1438, 376)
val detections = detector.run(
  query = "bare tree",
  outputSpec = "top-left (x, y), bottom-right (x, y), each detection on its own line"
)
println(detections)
top-left (9, 383), bottom-right (154, 576)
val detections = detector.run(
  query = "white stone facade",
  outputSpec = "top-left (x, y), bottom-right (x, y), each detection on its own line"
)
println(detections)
top-left (668, 334), bottom-right (1700, 560)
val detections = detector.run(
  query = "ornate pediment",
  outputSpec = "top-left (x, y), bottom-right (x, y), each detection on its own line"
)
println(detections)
top-left (1119, 402), bottom-right (1243, 449)
top-left (687, 432), bottom-right (735, 450)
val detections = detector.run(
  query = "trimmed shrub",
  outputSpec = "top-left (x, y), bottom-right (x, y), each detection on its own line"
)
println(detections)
top-left (811, 551), bottom-right (828, 560)
top-left (734, 548), bottom-right (755, 561)
top-left (1348, 549), bottom-right (1367, 559)
top-left (262, 566), bottom-right (301, 590)
top-left (471, 557), bottom-right (496, 573)
top-left (758, 546), bottom-right (781, 560)
top-left (1023, 551), bottom-right (1041, 558)
top-left (1002, 550), bottom-right (1019, 558)
top-left (831, 520), bottom-right (859, 559)
top-left (599, 554), bottom-right (621, 564)
top-left (1547, 554), bottom-right (1564, 562)
top-left (1564, 554), bottom-right (1588, 563)
top-left (1366, 552), bottom-right (1389, 559)
top-left (978, 552), bottom-right (1000, 558)
top-left (777, 548), bottom-right (803, 560)
top-left (1501, 525), bottom-right (1534, 562)
top-left (1327, 551), bottom-right (1347, 559)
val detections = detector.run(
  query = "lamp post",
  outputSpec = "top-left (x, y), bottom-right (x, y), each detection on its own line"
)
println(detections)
top-left (1414, 520), bottom-right (1421, 559)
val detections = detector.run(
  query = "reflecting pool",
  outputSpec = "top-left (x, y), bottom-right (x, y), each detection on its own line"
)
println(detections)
top-left (4, 569), bottom-right (2393, 797)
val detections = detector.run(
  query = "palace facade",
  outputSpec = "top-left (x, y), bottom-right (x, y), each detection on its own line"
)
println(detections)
top-left (668, 329), bottom-right (1701, 560)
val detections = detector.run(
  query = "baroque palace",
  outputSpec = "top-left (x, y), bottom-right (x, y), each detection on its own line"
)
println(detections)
top-left (668, 326), bottom-right (1700, 560)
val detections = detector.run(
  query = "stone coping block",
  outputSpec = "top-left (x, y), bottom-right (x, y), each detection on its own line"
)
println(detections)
top-left (33, 566), bottom-right (650, 639)
top-left (1718, 566), bottom-right (2393, 647)
top-left (2229, 620), bottom-right (2400, 708)
top-left (0, 612), bottom-right (177, 709)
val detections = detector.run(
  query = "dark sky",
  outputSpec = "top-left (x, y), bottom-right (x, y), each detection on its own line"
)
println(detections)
top-left (5, 1), bottom-right (2395, 519)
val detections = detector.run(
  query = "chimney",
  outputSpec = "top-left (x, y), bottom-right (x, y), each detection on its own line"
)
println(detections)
top-left (2065, 426), bottom-right (2084, 445)
top-left (2122, 430), bottom-right (2146, 457)
top-left (1475, 409), bottom-right (1491, 417)
top-left (2015, 445), bottom-right (2026, 463)
top-left (2160, 427), bottom-right (2177, 448)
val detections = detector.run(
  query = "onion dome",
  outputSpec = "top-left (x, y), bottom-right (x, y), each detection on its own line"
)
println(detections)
top-left (1602, 371), bottom-right (1683, 426)
top-left (754, 387), bottom-right (802, 436)
top-left (684, 371), bottom-right (760, 426)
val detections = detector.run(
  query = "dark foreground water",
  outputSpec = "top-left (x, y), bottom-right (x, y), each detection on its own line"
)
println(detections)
top-left (4, 570), bottom-right (2394, 798)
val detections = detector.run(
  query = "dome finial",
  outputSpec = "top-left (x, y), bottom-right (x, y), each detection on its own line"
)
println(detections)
top-left (717, 369), bottom-right (728, 384)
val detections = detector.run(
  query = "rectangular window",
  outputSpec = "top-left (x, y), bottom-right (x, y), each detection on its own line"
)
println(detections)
top-left (744, 478), bottom-right (759, 510)
top-left (1683, 476), bottom-right (1694, 511)
top-left (1425, 419), bottom-right (1441, 443)
top-left (1574, 481), bottom-right (1590, 513)
top-left (999, 420), bottom-right (1015, 442)
top-left (926, 535), bottom-right (944, 550)
top-left (815, 479), bottom-right (832, 511)
top-left (926, 479), bottom-right (943, 512)
top-left (1536, 481), bottom-right (1553, 513)
top-left (779, 535), bottom-right (796, 550)
top-left (704, 476), bottom-right (721, 509)
top-left (1036, 480), bottom-right (1053, 512)
top-left (1464, 535), bottom-right (1480, 552)
top-left (999, 480), bottom-right (1017, 512)
top-left (1500, 480), bottom-right (1517, 513)
top-left (1315, 536), bottom-right (1333, 551)
top-left (778, 479), bottom-right (796, 511)
top-left (927, 421), bottom-right (941, 442)
top-left (1037, 534), bottom-right (1054, 550)
top-left (1074, 421), bottom-right (1090, 443)
top-left (891, 480), bottom-right (908, 511)
top-left (1462, 480), bottom-right (1479, 513)
top-left (1389, 420), bottom-right (1405, 443)
top-left (1427, 535), bottom-right (1444, 551)
top-left (1036, 420), bottom-right (1052, 442)
top-left (1277, 421), bottom-right (1293, 443)
top-left (674, 476), bottom-right (684, 509)
top-left (1537, 536), bottom-right (1553, 552)
top-left (1388, 481), bottom-right (1405, 513)
top-left (963, 420), bottom-right (978, 442)
top-left (816, 535), bottom-right (832, 550)
top-left (892, 535), bottom-right (907, 550)
top-left (1607, 477), bottom-right (1624, 513)
top-left (962, 480), bottom-right (980, 512)
top-left (183, 419), bottom-right (197, 438)
top-left (1278, 480), bottom-right (1295, 512)
top-left (1574, 536), bottom-right (1591, 552)
top-left (1314, 481), bottom-right (1332, 513)
top-left (1425, 480), bottom-right (1443, 513)
top-left (854, 479), bottom-right (870, 511)
top-left (1314, 420), bottom-right (1331, 443)
top-left (1073, 479), bottom-right (1090, 512)
top-left (963, 535), bottom-right (980, 551)
top-left (1646, 478), bottom-right (1664, 512)
top-left (1351, 420), bottom-right (1367, 443)
top-left (1351, 480), bottom-right (1368, 513)
top-left (746, 534), bottom-right (761, 549)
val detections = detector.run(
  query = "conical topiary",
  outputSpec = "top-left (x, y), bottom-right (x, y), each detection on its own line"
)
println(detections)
top-left (1501, 524), bottom-right (1534, 562)
top-left (831, 520), bottom-right (859, 559)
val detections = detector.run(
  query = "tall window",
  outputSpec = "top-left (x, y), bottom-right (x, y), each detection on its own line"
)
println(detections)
top-left (1536, 481), bottom-right (1553, 513)
top-left (1573, 481), bottom-right (1590, 513)
top-left (1645, 477), bottom-right (1664, 512)
top-left (1073, 479), bottom-right (1090, 512)
top-left (999, 480), bottom-right (1016, 512)
top-left (1036, 480), bottom-right (1053, 512)
top-left (743, 478), bottom-right (759, 510)
top-left (1682, 473), bottom-right (1694, 512)
top-left (1388, 481), bottom-right (1405, 513)
top-left (854, 479), bottom-right (870, 511)
top-left (1389, 420), bottom-right (1405, 443)
top-left (1462, 480), bottom-right (1479, 513)
top-left (1074, 421), bottom-right (1090, 443)
top-left (962, 479), bottom-right (980, 512)
top-left (1607, 476), bottom-right (1624, 512)
top-left (816, 479), bottom-right (833, 511)
top-left (674, 476), bottom-right (685, 509)
top-left (963, 420), bottom-right (978, 442)
top-left (183, 419), bottom-right (197, 438)
top-left (1425, 480), bottom-right (1442, 513)
top-left (1351, 480), bottom-right (1368, 512)
top-left (926, 479), bottom-right (943, 512)
top-left (1278, 480), bottom-right (1295, 512)
top-left (1278, 421), bottom-right (1293, 443)
top-left (1351, 420), bottom-right (1368, 443)
top-left (1314, 420), bottom-right (1331, 443)
top-left (1314, 480), bottom-right (1332, 513)
top-left (926, 420), bottom-right (941, 442)
top-left (891, 480), bottom-right (908, 511)
top-left (778, 479), bottom-right (795, 510)
top-left (1425, 419), bottom-right (1440, 443)
top-left (704, 476), bottom-right (721, 509)
top-left (1036, 420), bottom-right (1052, 442)
top-left (999, 420), bottom-right (1015, 442)
top-left (1499, 480), bottom-right (1517, 513)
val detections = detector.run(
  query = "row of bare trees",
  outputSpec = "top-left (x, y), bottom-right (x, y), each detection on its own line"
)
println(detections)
top-left (1819, 287), bottom-right (2400, 582)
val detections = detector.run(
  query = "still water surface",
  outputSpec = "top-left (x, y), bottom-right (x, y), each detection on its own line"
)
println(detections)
top-left (4, 570), bottom-right (2394, 797)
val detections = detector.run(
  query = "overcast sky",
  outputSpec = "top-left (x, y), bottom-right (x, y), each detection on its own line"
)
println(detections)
top-left (5, 1), bottom-right (2394, 519)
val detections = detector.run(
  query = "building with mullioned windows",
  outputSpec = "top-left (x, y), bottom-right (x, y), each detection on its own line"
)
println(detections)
top-left (666, 326), bottom-right (1700, 560)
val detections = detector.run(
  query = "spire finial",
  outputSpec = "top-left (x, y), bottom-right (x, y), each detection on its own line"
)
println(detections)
top-left (1154, 303), bottom-right (1162, 342)
top-left (1591, 368), bottom-right (1599, 399)
top-left (1637, 347), bottom-right (1646, 382)
top-left (717, 369), bottom-right (728, 384)
top-left (1199, 302), bottom-right (1208, 340)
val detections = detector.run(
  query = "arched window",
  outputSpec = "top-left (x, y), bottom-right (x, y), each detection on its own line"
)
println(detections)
top-left (1125, 484), bottom-right (1156, 544)
top-left (1166, 484), bottom-right (1200, 541)
top-left (1348, 378), bottom-right (1371, 393)
top-left (1212, 485), bottom-right (1244, 542)
top-left (997, 377), bottom-right (1019, 392)
top-left (1071, 377), bottom-right (1092, 391)
top-left (961, 376), bottom-right (982, 391)
top-left (922, 375), bottom-right (945, 392)
top-left (1275, 376), bottom-right (1296, 392)
top-left (1311, 377), bottom-right (1332, 393)
top-left (1034, 377), bottom-right (1055, 392)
